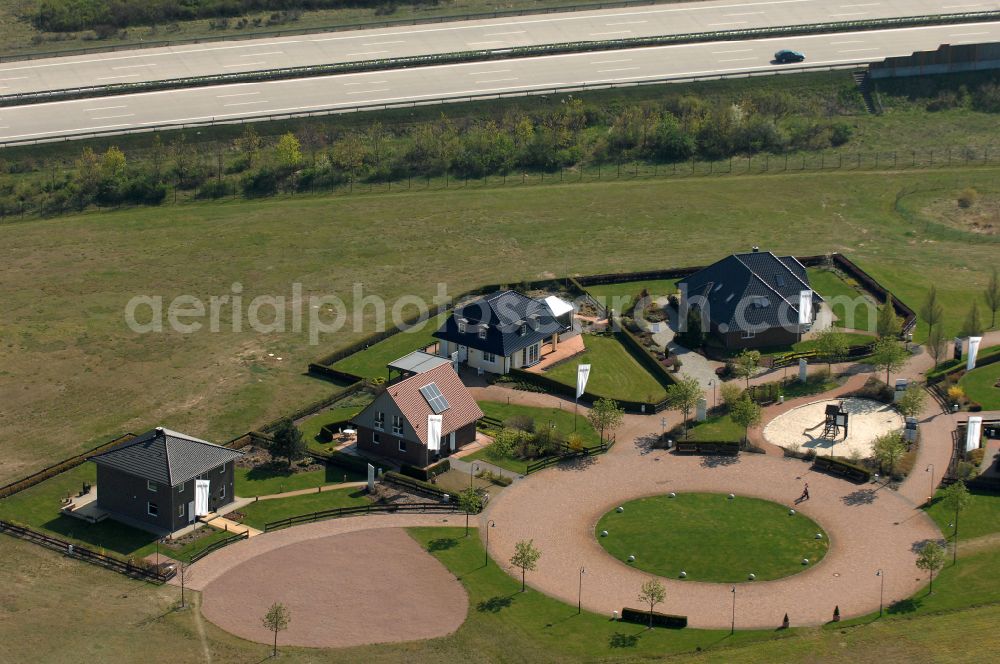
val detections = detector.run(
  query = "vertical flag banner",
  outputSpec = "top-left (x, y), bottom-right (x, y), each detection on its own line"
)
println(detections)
top-left (195, 479), bottom-right (210, 516)
top-left (427, 414), bottom-right (443, 452)
top-left (967, 336), bottom-right (982, 372)
top-left (798, 290), bottom-right (813, 325)
top-left (367, 463), bottom-right (375, 492)
top-left (576, 364), bottom-right (592, 399)
top-left (966, 417), bottom-right (983, 453)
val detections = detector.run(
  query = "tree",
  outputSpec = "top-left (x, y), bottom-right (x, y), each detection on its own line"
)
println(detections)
top-left (458, 488), bottom-right (482, 537)
top-left (587, 398), bottom-right (624, 444)
top-left (729, 395), bottom-right (762, 445)
top-left (275, 132), bottom-right (302, 171)
top-left (637, 578), bottom-right (666, 628)
top-left (814, 328), bottom-right (850, 373)
top-left (915, 541), bottom-right (946, 594)
top-left (872, 336), bottom-right (908, 385)
top-left (872, 432), bottom-right (906, 477)
top-left (920, 285), bottom-right (944, 337)
top-left (262, 602), bottom-right (291, 657)
top-left (510, 539), bottom-right (541, 592)
top-left (235, 125), bottom-right (263, 169)
top-left (666, 374), bottom-right (702, 436)
top-left (926, 325), bottom-right (948, 367)
top-left (486, 428), bottom-right (517, 465)
top-left (985, 266), bottom-right (1000, 329)
top-left (939, 480), bottom-right (972, 564)
top-left (269, 418), bottom-right (306, 466)
top-left (959, 300), bottom-right (984, 337)
top-left (876, 296), bottom-right (902, 338)
top-left (733, 349), bottom-right (762, 388)
top-left (177, 559), bottom-right (193, 609)
top-left (895, 385), bottom-right (926, 419)
top-left (720, 382), bottom-right (743, 410)
top-left (100, 145), bottom-right (127, 183)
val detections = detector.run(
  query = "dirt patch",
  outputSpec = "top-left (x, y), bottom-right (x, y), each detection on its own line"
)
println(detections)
top-left (921, 192), bottom-right (1000, 235)
top-left (763, 398), bottom-right (904, 459)
top-left (236, 445), bottom-right (324, 474)
top-left (200, 527), bottom-right (467, 648)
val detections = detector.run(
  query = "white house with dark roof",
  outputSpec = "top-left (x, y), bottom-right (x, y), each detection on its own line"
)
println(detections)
top-left (676, 249), bottom-right (822, 349)
top-left (89, 427), bottom-right (243, 535)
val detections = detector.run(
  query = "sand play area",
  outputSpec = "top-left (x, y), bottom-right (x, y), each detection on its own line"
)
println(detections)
top-left (763, 398), bottom-right (904, 458)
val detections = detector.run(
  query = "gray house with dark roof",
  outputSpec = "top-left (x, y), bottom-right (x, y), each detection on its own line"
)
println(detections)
top-left (433, 290), bottom-right (571, 374)
top-left (89, 427), bottom-right (243, 535)
top-left (677, 249), bottom-right (822, 350)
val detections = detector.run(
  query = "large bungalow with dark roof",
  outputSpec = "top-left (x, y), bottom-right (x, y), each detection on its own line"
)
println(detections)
top-left (89, 427), bottom-right (243, 535)
top-left (354, 361), bottom-right (484, 467)
top-left (433, 290), bottom-right (572, 374)
top-left (677, 249), bottom-right (822, 350)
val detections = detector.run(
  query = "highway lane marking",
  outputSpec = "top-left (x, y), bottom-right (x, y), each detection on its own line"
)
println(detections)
top-left (606, 21), bottom-right (648, 26)
top-left (829, 39), bottom-right (865, 44)
top-left (597, 67), bottom-right (640, 72)
top-left (242, 51), bottom-right (283, 57)
top-left (89, 113), bottom-right (134, 120)
top-left (361, 40), bottom-right (406, 46)
top-left (465, 69), bottom-right (511, 75)
top-left (590, 31), bottom-right (632, 36)
top-left (590, 59), bottom-right (632, 64)
top-left (711, 48), bottom-right (753, 53)
top-left (718, 57), bottom-right (756, 62)
top-left (707, 21), bottom-right (747, 26)
top-left (216, 91), bottom-right (261, 97)
top-left (485, 31), bottom-right (526, 36)
top-left (224, 100), bottom-right (270, 106)
top-left (96, 74), bottom-right (139, 79)
top-left (723, 12), bottom-right (764, 16)
top-left (223, 62), bottom-right (266, 67)
top-left (345, 50), bottom-right (389, 56)
top-left (950, 31), bottom-right (989, 36)
top-left (838, 47), bottom-right (880, 52)
top-left (466, 41), bottom-right (506, 45)
top-left (828, 12), bottom-right (869, 17)
top-left (475, 77), bottom-right (519, 83)
top-left (343, 80), bottom-right (388, 85)
top-left (345, 88), bottom-right (391, 95)
top-left (0, 76), bottom-right (27, 81)
top-left (83, 105), bottom-right (128, 111)
top-left (942, 3), bottom-right (984, 8)
top-left (112, 64), bottom-right (157, 69)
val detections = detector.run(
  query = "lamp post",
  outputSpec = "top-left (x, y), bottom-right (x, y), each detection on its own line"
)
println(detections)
top-left (925, 464), bottom-right (935, 505)
top-left (730, 586), bottom-right (736, 635)
top-left (709, 379), bottom-right (717, 408)
top-left (470, 463), bottom-right (479, 489)
top-left (875, 569), bottom-right (884, 617)
top-left (578, 567), bottom-right (586, 614)
top-left (485, 520), bottom-right (495, 567)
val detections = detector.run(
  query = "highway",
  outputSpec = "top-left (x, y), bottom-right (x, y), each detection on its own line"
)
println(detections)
top-left (0, 0), bottom-right (996, 97)
top-left (3, 22), bottom-right (998, 144)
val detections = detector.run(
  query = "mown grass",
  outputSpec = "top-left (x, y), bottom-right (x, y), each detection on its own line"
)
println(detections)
top-left (925, 488), bottom-right (1000, 542)
top-left (595, 494), bottom-right (828, 582)
top-left (238, 485), bottom-right (369, 529)
top-left (233, 463), bottom-right (363, 498)
top-left (331, 313), bottom-right (447, 380)
top-left (4, 168), bottom-right (1000, 485)
top-left (584, 279), bottom-right (680, 312)
top-left (959, 361), bottom-right (1000, 410)
top-left (927, 344), bottom-right (1000, 382)
top-left (806, 268), bottom-right (875, 333)
top-left (544, 333), bottom-right (669, 403)
top-left (684, 413), bottom-right (743, 442)
top-left (299, 403), bottom-right (369, 444)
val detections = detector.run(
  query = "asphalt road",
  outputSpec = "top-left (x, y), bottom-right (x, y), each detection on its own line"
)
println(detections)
top-left (0, 0), bottom-right (996, 97)
top-left (4, 22), bottom-right (998, 144)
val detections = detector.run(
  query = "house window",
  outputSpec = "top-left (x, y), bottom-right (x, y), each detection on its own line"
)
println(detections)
top-left (219, 485), bottom-right (226, 500)
top-left (219, 464), bottom-right (226, 475)
top-left (374, 411), bottom-right (384, 431)
top-left (398, 440), bottom-right (407, 453)
top-left (147, 502), bottom-right (159, 517)
top-left (176, 482), bottom-right (185, 493)
top-left (483, 351), bottom-right (496, 363)
top-left (519, 324), bottom-right (527, 336)
top-left (147, 480), bottom-right (158, 492)
top-left (742, 330), bottom-right (756, 339)
top-left (178, 503), bottom-right (185, 518)
top-left (478, 327), bottom-right (488, 339)
top-left (392, 415), bottom-right (403, 435)
top-left (372, 432), bottom-right (381, 444)
top-left (457, 321), bottom-right (466, 333)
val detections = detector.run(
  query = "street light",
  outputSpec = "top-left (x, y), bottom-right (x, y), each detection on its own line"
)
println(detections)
top-left (925, 464), bottom-right (935, 505)
top-left (875, 569), bottom-right (884, 617)
top-left (578, 567), bottom-right (586, 614)
top-left (730, 586), bottom-right (736, 635)
top-left (709, 379), bottom-right (717, 408)
top-left (470, 463), bottom-right (479, 489)
top-left (485, 520), bottom-right (495, 567)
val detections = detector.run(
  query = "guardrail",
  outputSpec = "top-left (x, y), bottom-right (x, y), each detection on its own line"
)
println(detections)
top-left (2, 10), bottom-right (998, 108)
top-left (263, 501), bottom-right (460, 532)
top-left (0, 0), bottom-right (663, 63)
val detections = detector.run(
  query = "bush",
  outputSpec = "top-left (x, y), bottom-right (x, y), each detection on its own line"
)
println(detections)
top-left (504, 415), bottom-right (535, 433)
top-left (812, 456), bottom-right (872, 482)
top-left (196, 179), bottom-right (230, 200)
top-left (848, 377), bottom-right (893, 403)
top-left (325, 451), bottom-right (369, 474)
top-left (972, 82), bottom-right (1000, 113)
top-left (967, 448), bottom-right (985, 465)
top-left (399, 459), bottom-right (450, 481)
top-left (957, 187), bottom-right (978, 209)
top-left (241, 168), bottom-right (282, 198)
top-left (620, 607), bottom-right (687, 628)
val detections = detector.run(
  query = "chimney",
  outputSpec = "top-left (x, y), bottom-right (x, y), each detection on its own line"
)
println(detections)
top-left (155, 426), bottom-right (164, 433)
top-left (752, 246), bottom-right (760, 253)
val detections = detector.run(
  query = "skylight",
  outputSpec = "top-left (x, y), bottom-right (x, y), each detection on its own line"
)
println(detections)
top-left (419, 382), bottom-right (450, 414)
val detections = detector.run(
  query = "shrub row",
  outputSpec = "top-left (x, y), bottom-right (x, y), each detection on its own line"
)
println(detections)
top-left (812, 456), bottom-right (872, 483)
top-left (399, 459), bottom-right (451, 482)
top-left (318, 450), bottom-right (371, 474)
top-left (382, 471), bottom-right (452, 500)
top-left (0, 433), bottom-right (134, 500)
top-left (316, 419), bottom-right (357, 443)
top-left (613, 326), bottom-right (676, 391)
top-left (620, 607), bottom-right (688, 629)
top-left (673, 440), bottom-right (741, 456)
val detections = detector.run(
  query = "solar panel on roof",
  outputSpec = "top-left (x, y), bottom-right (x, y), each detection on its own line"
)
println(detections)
top-left (419, 382), bottom-right (450, 414)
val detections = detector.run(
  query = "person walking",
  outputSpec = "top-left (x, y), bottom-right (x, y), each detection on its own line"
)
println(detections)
top-left (802, 483), bottom-right (810, 501)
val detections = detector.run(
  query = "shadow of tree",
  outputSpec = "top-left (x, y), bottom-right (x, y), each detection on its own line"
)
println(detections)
top-left (427, 538), bottom-right (459, 552)
top-left (887, 598), bottom-right (921, 614)
top-left (700, 455), bottom-right (740, 468)
top-left (841, 489), bottom-right (877, 506)
top-left (633, 433), bottom-right (662, 456)
top-left (609, 632), bottom-right (640, 648)
top-left (476, 595), bottom-right (514, 613)
top-left (556, 454), bottom-right (598, 472)
top-left (910, 538), bottom-right (947, 553)
top-left (244, 462), bottom-right (294, 481)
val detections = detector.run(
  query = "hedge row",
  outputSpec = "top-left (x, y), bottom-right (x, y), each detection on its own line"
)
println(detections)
top-left (399, 459), bottom-right (451, 482)
top-left (673, 440), bottom-right (741, 456)
top-left (927, 344), bottom-right (1000, 384)
top-left (259, 381), bottom-right (366, 434)
top-left (311, 449), bottom-right (371, 475)
top-left (509, 366), bottom-right (663, 414)
top-left (812, 456), bottom-right (872, 483)
top-left (317, 419), bottom-right (357, 443)
top-left (0, 432), bottom-right (135, 500)
top-left (620, 607), bottom-right (688, 629)
top-left (613, 326), bottom-right (676, 392)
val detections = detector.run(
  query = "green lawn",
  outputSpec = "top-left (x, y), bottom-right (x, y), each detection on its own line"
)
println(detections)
top-left (684, 414), bottom-right (744, 442)
top-left (299, 404), bottom-right (369, 444)
top-left (807, 268), bottom-right (876, 333)
top-left (464, 400), bottom-right (602, 474)
top-left (544, 333), bottom-right (669, 403)
top-left (234, 464), bottom-right (364, 498)
top-left (584, 279), bottom-right (680, 313)
top-left (927, 344), bottom-right (1000, 382)
top-left (925, 488), bottom-right (1000, 542)
top-left (238, 486), bottom-right (370, 530)
top-left (596, 493), bottom-right (828, 583)
top-left (959, 361), bottom-right (1000, 410)
top-left (331, 312), bottom-right (447, 380)
top-left (780, 374), bottom-right (843, 399)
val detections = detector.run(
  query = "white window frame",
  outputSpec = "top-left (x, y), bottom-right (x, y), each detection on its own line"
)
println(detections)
top-left (457, 321), bottom-right (466, 333)
top-left (392, 414), bottom-right (403, 435)
top-left (741, 330), bottom-right (756, 340)
top-left (483, 351), bottom-right (496, 363)
top-left (374, 411), bottom-right (385, 431)
top-left (398, 440), bottom-right (407, 453)
top-left (372, 432), bottom-right (381, 444)
top-left (147, 502), bottom-right (158, 517)
top-left (178, 503), bottom-right (185, 518)
top-left (176, 481), bottom-right (185, 493)
top-left (219, 484), bottom-right (226, 500)
top-left (147, 480), bottom-right (158, 492)
top-left (478, 327), bottom-right (488, 339)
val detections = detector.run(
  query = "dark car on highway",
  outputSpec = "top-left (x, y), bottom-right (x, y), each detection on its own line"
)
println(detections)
top-left (774, 49), bottom-right (805, 64)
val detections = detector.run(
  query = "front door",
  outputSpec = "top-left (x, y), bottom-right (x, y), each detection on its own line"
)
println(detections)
top-left (449, 431), bottom-right (456, 452)
top-left (458, 345), bottom-right (468, 362)
top-left (526, 343), bottom-right (539, 366)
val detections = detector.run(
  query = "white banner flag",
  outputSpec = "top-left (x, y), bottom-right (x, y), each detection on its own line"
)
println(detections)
top-left (798, 290), bottom-right (813, 325)
top-left (966, 416), bottom-right (983, 453)
top-left (576, 364), bottom-right (591, 399)
top-left (967, 336), bottom-right (982, 372)
top-left (367, 463), bottom-right (375, 492)
top-left (427, 414), bottom-right (443, 452)
top-left (195, 479), bottom-right (210, 516)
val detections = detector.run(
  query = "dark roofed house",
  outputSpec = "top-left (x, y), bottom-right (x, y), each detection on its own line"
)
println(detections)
top-left (433, 290), bottom-right (571, 375)
top-left (89, 427), bottom-right (242, 535)
top-left (676, 248), bottom-right (822, 350)
top-left (354, 362), bottom-right (484, 467)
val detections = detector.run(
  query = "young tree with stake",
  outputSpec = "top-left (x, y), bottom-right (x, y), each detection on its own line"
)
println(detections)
top-left (262, 602), bottom-right (291, 657)
top-left (985, 266), bottom-right (1000, 329)
top-left (814, 328), bottom-right (849, 374)
top-left (872, 337), bottom-right (909, 386)
top-left (510, 539), bottom-right (541, 592)
top-left (959, 301), bottom-right (985, 337)
top-left (458, 488), bottom-right (482, 537)
top-left (733, 350), bottom-right (761, 388)
top-left (587, 398), bottom-right (624, 444)
top-left (876, 297), bottom-right (902, 338)
top-left (915, 541), bottom-right (946, 594)
top-left (873, 432), bottom-right (906, 477)
top-left (729, 395), bottom-right (762, 447)
top-left (926, 325), bottom-right (948, 367)
top-left (269, 419), bottom-right (306, 467)
top-left (666, 374), bottom-right (701, 436)
top-left (920, 285), bottom-right (944, 337)
top-left (638, 578), bottom-right (666, 628)
top-left (940, 480), bottom-right (972, 564)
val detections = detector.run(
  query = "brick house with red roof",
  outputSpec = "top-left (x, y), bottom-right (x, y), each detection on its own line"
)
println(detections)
top-left (353, 362), bottom-right (484, 467)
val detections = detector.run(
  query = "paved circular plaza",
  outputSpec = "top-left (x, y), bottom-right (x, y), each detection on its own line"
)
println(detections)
top-left (483, 448), bottom-right (938, 629)
top-left (762, 398), bottom-right (904, 458)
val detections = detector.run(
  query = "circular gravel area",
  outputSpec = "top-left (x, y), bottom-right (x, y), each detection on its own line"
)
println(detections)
top-left (595, 493), bottom-right (828, 582)
top-left (762, 398), bottom-right (903, 458)
top-left (200, 527), bottom-right (467, 648)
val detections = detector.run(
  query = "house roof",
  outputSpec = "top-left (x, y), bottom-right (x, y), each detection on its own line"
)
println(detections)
top-left (676, 251), bottom-right (822, 333)
top-left (433, 290), bottom-right (566, 356)
top-left (89, 428), bottom-right (243, 487)
top-left (377, 363), bottom-right (484, 446)
top-left (388, 350), bottom-right (452, 375)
